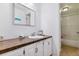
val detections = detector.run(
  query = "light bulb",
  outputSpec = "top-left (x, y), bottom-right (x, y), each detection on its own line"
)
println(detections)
top-left (63, 7), bottom-right (69, 11)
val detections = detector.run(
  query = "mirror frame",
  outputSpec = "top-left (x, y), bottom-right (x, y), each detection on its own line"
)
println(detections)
top-left (12, 3), bottom-right (36, 26)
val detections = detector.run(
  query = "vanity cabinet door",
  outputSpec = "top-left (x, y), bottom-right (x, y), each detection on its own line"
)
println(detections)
top-left (25, 43), bottom-right (36, 56)
top-left (35, 41), bottom-right (43, 56)
top-left (44, 38), bottom-right (52, 56)
top-left (24, 46), bottom-right (28, 56)
top-left (1, 47), bottom-right (24, 56)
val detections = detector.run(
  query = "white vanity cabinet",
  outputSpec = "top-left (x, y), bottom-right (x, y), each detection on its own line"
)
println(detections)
top-left (0, 37), bottom-right (52, 56)
top-left (1, 47), bottom-right (24, 56)
top-left (35, 41), bottom-right (43, 56)
top-left (24, 41), bottom-right (43, 56)
top-left (25, 43), bottom-right (36, 56)
top-left (44, 38), bottom-right (52, 56)
top-left (24, 38), bottom-right (53, 56)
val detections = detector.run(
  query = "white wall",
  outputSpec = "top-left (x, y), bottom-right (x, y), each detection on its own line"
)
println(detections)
top-left (0, 3), bottom-right (13, 40)
top-left (0, 3), bottom-right (41, 40)
top-left (0, 3), bottom-right (61, 56)
top-left (40, 3), bottom-right (61, 56)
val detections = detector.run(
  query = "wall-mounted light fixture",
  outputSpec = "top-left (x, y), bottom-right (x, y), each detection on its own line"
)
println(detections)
top-left (62, 7), bottom-right (69, 11)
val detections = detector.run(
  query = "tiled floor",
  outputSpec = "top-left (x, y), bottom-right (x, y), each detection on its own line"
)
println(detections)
top-left (60, 44), bottom-right (79, 56)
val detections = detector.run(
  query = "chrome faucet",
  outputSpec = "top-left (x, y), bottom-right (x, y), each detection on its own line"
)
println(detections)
top-left (31, 32), bottom-right (36, 36)
top-left (37, 30), bottom-right (43, 35)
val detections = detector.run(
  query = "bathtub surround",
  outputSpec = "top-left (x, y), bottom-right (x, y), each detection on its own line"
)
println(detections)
top-left (61, 3), bottom-right (79, 48)
top-left (61, 3), bottom-right (79, 40)
top-left (61, 39), bottom-right (79, 48)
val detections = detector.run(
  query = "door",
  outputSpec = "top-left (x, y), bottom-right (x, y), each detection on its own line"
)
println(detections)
top-left (44, 38), bottom-right (52, 56)
top-left (35, 41), bottom-right (43, 56)
top-left (25, 43), bottom-right (36, 56)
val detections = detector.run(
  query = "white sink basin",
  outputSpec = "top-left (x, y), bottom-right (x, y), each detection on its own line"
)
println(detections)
top-left (28, 36), bottom-right (44, 39)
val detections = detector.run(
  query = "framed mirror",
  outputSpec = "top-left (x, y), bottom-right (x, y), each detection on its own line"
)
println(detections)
top-left (13, 3), bottom-right (36, 26)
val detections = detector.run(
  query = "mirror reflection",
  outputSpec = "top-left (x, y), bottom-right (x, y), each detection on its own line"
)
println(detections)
top-left (13, 3), bottom-right (35, 26)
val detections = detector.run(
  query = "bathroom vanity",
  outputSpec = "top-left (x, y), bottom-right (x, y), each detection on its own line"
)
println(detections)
top-left (0, 35), bottom-right (52, 56)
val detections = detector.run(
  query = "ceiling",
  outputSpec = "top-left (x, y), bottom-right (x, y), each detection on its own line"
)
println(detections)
top-left (60, 3), bottom-right (79, 9)
top-left (60, 3), bottom-right (79, 10)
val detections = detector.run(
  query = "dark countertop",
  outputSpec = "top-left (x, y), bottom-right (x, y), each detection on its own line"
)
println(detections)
top-left (0, 35), bottom-right (52, 54)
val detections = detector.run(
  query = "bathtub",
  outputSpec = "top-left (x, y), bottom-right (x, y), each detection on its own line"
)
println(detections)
top-left (61, 39), bottom-right (79, 48)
